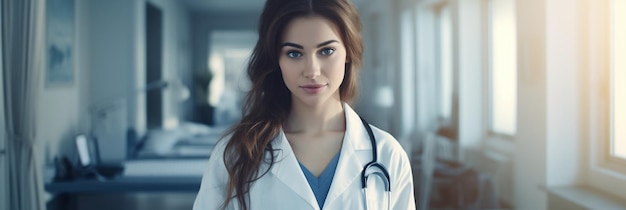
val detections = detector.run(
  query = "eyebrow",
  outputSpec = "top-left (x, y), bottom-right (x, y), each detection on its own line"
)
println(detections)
top-left (280, 40), bottom-right (339, 49)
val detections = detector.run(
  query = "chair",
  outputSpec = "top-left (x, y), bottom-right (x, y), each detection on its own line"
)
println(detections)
top-left (427, 151), bottom-right (502, 210)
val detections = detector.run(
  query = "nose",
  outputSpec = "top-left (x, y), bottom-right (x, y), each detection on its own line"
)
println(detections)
top-left (303, 57), bottom-right (321, 79)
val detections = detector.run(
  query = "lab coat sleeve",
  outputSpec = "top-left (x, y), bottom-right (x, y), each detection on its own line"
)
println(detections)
top-left (193, 139), bottom-right (231, 210)
top-left (372, 127), bottom-right (417, 210)
top-left (391, 149), bottom-right (416, 210)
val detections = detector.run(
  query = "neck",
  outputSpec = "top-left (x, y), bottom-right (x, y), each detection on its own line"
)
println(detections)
top-left (284, 99), bottom-right (345, 133)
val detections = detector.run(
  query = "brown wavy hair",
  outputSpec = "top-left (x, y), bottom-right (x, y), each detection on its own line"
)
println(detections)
top-left (221, 0), bottom-right (363, 209)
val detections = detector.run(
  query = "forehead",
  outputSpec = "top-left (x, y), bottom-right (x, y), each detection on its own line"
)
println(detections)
top-left (281, 16), bottom-right (342, 46)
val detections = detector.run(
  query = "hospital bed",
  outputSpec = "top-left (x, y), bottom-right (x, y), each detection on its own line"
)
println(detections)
top-left (45, 122), bottom-right (226, 210)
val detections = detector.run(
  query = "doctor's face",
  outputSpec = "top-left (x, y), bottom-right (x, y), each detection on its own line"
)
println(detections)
top-left (279, 16), bottom-right (348, 107)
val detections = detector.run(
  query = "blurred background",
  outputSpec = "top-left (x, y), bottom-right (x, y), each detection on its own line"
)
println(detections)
top-left (1, 0), bottom-right (625, 209)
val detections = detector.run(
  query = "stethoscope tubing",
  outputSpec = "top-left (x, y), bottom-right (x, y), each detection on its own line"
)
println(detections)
top-left (358, 116), bottom-right (392, 210)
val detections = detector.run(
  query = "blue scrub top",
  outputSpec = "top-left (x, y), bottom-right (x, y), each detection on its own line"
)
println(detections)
top-left (298, 152), bottom-right (341, 209)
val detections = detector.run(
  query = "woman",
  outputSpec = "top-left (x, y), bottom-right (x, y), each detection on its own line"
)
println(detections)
top-left (193, 0), bottom-right (415, 209)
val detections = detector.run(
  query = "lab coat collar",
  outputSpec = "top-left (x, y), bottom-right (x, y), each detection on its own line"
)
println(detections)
top-left (268, 103), bottom-right (372, 209)
top-left (269, 131), bottom-right (319, 209)
top-left (324, 103), bottom-right (371, 207)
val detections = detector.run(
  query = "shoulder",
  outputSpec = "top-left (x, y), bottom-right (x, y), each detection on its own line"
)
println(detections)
top-left (368, 124), bottom-right (406, 154)
top-left (366, 124), bottom-right (412, 169)
top-left (365, 124), bottom-right (415, 194)
top-left (194, 136), bottom-right (232, 209)
top-left (199, 136), bottom-right (231, 187)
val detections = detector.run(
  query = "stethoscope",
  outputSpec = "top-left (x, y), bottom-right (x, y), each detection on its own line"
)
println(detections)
top-left (359, 116), bottom-right (391, 210)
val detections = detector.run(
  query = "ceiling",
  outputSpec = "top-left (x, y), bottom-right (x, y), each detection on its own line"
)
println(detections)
top-left (180, 0), bottom-right (265, 13)
top-left (180, 0), bottom-right (371, 14)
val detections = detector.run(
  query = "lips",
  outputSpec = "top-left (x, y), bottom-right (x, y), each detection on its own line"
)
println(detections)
top-left (300, 84), bottom-right (327, 94)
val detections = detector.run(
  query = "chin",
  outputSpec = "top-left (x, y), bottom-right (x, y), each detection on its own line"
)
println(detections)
top-left (294, 94), bottom-right (341, 108)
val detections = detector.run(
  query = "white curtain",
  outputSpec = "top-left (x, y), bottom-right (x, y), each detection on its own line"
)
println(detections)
top-left (2, 0), bottom-right (46, 209)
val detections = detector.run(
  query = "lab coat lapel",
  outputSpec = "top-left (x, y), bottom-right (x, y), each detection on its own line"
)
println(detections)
top-left (324, 104), bottom-right (372, 207)
top-left (268, 131), bottom-right (319, 209)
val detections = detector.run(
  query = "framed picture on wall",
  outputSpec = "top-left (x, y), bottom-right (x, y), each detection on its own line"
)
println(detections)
top-left (45, 0), bottom-right (75, 86)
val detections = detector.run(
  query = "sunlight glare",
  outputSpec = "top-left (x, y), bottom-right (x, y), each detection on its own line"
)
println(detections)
top-left (612, 0), bottom-right (626, 159)
top-left (490, 0), bottom-right (517, 135)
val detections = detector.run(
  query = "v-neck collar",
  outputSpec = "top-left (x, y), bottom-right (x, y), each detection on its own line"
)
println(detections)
top-left (298, 151), bottom-right (341, 208)
top-left (268, 103), bottom-right (373, 209)
top-left (298, 151), bottom-right (341, 181)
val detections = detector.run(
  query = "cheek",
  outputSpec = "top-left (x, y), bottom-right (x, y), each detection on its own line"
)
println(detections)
top-left (279, 60), bottom-right (298, 83)
top-left (278, 58), bottom-right (289, 75)
top-left (325, 55), bottom-right (347, 79)
top-left (278, 57), bottom-right (288, 72)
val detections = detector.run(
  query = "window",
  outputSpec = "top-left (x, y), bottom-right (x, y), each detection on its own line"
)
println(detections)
top-left (611, 0), bottom-right (626, 160)
top-left (487, 0), bottom-right (517, 136)
top-left (208, 30), bottom-right (256, 126)
top-left (399, 7), bottom-right (416, 134)
top-left (588, 0), bottom-right (626, 200)
top-left (414, 1), bottom-right (448, 138)
top-left (438, 4), bottom-right (454, 124)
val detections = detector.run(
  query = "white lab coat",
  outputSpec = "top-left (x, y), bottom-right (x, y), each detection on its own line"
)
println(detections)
top-left (193, 105), bottom-right (416, 210)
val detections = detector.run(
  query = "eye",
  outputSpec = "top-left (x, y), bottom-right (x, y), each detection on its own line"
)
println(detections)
top-left (286, 51), bottom-right (302, 58)
top-left (319, 48), bottom-right (335, 56)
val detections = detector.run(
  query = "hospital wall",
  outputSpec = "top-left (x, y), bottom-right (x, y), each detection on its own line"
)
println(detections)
top-left (37, 0), bottom-right (192, 202)
top-left (513, 0), bottom-right (587, 208)
top-left (37, 0), bottom-right (90, 179)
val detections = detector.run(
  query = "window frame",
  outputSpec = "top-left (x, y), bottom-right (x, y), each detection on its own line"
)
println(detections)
top-left (414, 0), bottom-right (446, 138)
top-left (482, 0), bottom-right (517, 140)
top-left (587, 0), bottom-right (626, 200)
top-left (399, 1), bottom-right (417, 139)
top-left (607, 0), bottom-right (626, 167)
top-left (431, 1), bottom-right (460, 140)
